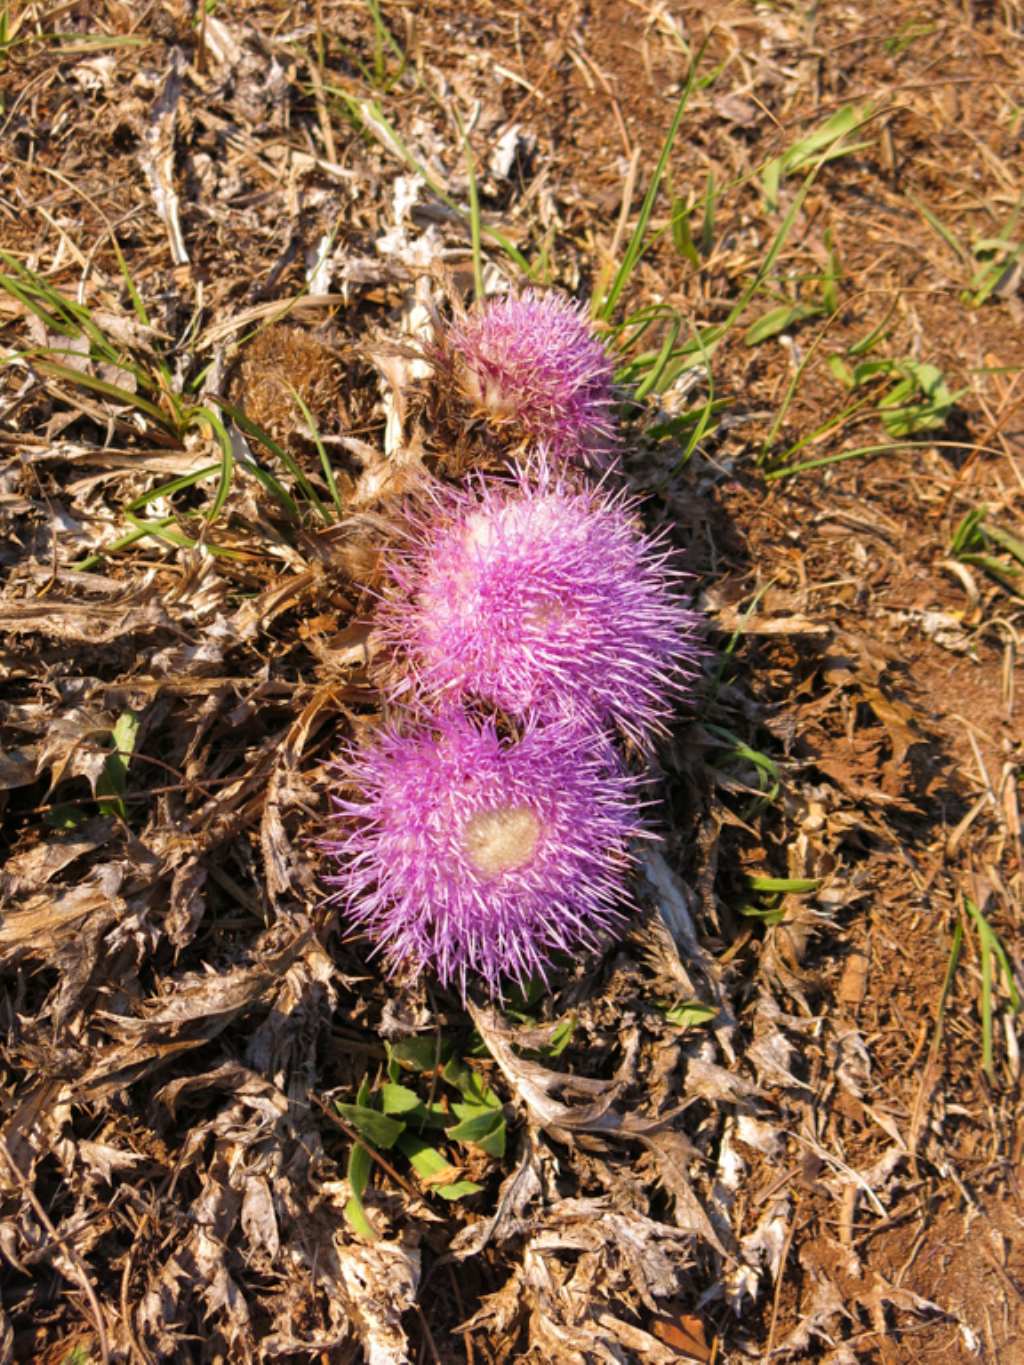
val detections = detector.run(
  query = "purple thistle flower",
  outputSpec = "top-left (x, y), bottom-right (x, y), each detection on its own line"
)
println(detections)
top-left (446, 290), bottom-right (617, 463)
top-left (323, 708), bottom-right (644, 998)
top-left (375, 471), bottom-right (705, 743)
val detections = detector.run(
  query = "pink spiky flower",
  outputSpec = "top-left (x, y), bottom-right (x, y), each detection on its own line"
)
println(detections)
top-left (375, 470), bottom-right (705, 744)
top-left (445, 290), bottom-right (617, 463)
top-left (323, 708), bottom-right (644, 998)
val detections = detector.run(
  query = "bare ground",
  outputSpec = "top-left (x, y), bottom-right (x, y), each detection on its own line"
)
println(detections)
top-left (1, 1), bottom-right (1022, 1362)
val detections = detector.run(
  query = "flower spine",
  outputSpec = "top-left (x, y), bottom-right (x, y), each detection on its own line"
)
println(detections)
top-left (375, 470), bottom-right (705, 743)
top-left (446, 291), bottom-right (617, 463)
top-left (323, 709), bottom-right (644, 999)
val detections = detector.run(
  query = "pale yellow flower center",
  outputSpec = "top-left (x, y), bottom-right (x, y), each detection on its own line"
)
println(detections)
top-left (462, 804), bottom-right (542, 877)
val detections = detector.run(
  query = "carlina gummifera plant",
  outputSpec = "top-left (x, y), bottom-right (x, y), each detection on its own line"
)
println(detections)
top-left (322, 707), bottom-right (646, 1000)
top-left (374, 466), bottom-right (705, 745)
top-left (443, 290), bottom-right (618, 464)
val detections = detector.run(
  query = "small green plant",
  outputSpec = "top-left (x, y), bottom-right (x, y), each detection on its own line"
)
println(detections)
top-left (883, 20), bottom-right (936, 56)
top-left (703, 722), bottom-right (782, 813)
top-left (743, 228), bottom-right (842, 346)
top-left (826, 356), bottom-right (956, 439)
top-left (963, 897), bottom-right (1021, 1084)
top-left (913, 192), bottom-right (1024, 308)
top-left (739, 875), bottom-right (824, 926)
top-left (62, 1347), bottom-right (95, 1365)
top-left (761, 332), bottom-right (959, 478)
top-left (0, 253), bottom-right (349, 567)
top-left (761, 103), bottom-right (875, 213)
top-left (96, 711), bottom-right (142, 822)
top-left (338, 1038), bottom-right (508, 1239)
top-left (950, 507), bottom-right (1024, 598)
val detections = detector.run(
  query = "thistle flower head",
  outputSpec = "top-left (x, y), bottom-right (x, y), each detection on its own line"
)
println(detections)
top-left (376, 471), bottom-right (705, 743)
top-left (446, 290), bottom-right (617, 463)
top-left (323, 709), bottom-right (642, 998)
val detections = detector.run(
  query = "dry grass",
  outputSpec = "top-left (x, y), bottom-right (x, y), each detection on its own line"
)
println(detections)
top-left (0, 1), bottom-right (1022, 1361)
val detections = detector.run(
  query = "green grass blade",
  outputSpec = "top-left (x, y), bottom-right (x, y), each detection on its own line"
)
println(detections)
top-left (72, 516), bottom-right (176, 571)
top-left (126, 464), bottom-right (221, 513)
top-left (633, 315), bottom-right (681, 400)
top-left (32, 356), bottom-right (172, 426)
top-left (214, 397), bottom-right (330, 522)
top-left (965, 897), bottom-right (1022, 1084)
top-left (910, 194), bottom-right (969, 263)
top-left (451, 106), bottom-right (486, 304)
top-left (186, 407), bottom-right (235, 523)
top-left (283, 384), bottom-right (345, 520)
top-left (110, 234), bottom-right (152, 327)
top-left (595, 36), bottom-right (712, 322)
top-left (746, 875), bottom-right (823, 894)
top-left (982, 521), bottom-right (1024, 566)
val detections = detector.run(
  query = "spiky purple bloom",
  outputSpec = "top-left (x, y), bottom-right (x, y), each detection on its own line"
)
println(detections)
top-left (446, 290), bottom-right (617, 462)
top-left (323, 708), bottom-right (643, 998)
top-left (376, 471), bottom-right (705, 743)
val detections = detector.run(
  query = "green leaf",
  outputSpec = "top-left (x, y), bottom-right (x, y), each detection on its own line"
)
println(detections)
top-left (380, 1083), bottom-right (424, 1116)
top-left (344, 1077), bottom-right (377, 1241)
top-left (965, 897), bottom-right (1022, 1084)
top-left (396, 1132), bottom-right (458, 1182)
top-left (746, 875), bottom-right (823, 893)
top-left (30, 351), bottom-right (171, 426)
top-left (958, 553), bottom-right (1023, 595)
top-left (96, 709), bottom-right (141, 820)
top-left (436, 1180), bottom-right (485, 1201)
top-left (447, 1108), bottom-right (506, 1158)
top-left (910, 194), bottom-right (968, 263)
top-left (388, 1035), bottom-right (451, 1072)
top-left (739, 903), bottom-right (787, 926)
top-left (126, 464), bottom-right (220, 513)
top-left (851, 358), bottom-right (896, 386)
top-left (344, 1148), bottom-right (376, 1240)
top-left (879, 361), bottom-right (953, 436)
top-left (547, 1015), bottom-right (577, 1058)
top-left (827, 354), bottom-right (854, 388)
top-left (442, 1057), bottom-right (499, 1108)
top-left (950, 505), bottom-right (987, 555)
top-left (848, 304), bottom-right (897, 356)
top-left (335, 1103), bottom-right (405, 1149)
top-left (663, 1001), bottom-right (717, 1028)
top-left (396, 1132), bottom-right (487, 1198)
top-left (762, 103), bottom-right (874, 209)
top-left (982, 521), bottom-right (1024, 567)
top-left (648, 398), bottom-right (729, 442)
top-left (744, 302), bottom-right (824, 346)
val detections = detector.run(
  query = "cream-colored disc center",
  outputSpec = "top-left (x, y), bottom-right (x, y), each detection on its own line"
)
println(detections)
top-left (462, 804), bottom-right (542, 877)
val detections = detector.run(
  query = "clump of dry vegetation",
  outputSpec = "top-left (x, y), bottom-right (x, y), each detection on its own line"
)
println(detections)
top-left (0, 2), bottom-right (1022, 1362)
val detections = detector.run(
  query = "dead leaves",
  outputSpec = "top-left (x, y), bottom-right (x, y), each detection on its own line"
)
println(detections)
top-left (0, 595), bottom-right (173, 644)
top-left (461, 1199), bottom-right (701, 1365)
